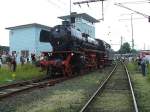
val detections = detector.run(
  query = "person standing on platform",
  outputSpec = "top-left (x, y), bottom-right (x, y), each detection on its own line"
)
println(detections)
top-left (141, 55), bottom-right (147, 76)
top-left (31, 53), bottom-right (36, 65)
top-left (11, 53), bottom-right (17, 72)
top-left (0, 55), bottom-right (2, 68)
top-left (20, 55), bottom-right (25, 66)
top-left (137, 57), bottom-right (141, 71)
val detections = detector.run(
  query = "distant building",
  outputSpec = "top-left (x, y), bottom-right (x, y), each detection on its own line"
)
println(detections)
top-left (58, 12), bottom-right (99, 38)
top-left (139, 50), bottom-right (150, 57)
top-left (6, 23), bottom-right (52, 63)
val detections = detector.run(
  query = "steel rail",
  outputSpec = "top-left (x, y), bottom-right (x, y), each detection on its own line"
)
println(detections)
top-left (0, 77), bottom-right (66, 99)
top-left (123, 63), bottom-right (139, 112)
top-left (79, 63), bottom-right (118, 112)
top-left (0, 76), bottom-right (47, 90)
top-left (0, 72), bottom-right (91, 99)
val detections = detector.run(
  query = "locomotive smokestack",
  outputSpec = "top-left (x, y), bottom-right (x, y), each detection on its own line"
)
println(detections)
top-left (40, 30), bottom-right (51, 42)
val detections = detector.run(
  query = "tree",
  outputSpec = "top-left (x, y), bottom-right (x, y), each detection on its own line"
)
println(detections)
top-left (131, 49), bottom-right (137, 54)
top-left (119, 42), bottom-right (131, 54)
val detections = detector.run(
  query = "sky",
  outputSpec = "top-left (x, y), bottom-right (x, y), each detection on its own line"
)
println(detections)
top-left (0, 0), bottom-right (150, 51)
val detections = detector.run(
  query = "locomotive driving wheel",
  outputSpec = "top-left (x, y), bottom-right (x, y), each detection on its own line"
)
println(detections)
top-left (64, 65), bottom-right (73, 77)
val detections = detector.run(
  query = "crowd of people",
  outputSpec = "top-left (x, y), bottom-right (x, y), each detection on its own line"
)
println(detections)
top-left (0, 51), bottom-right (45, 72)
top-left (1, 51), bottom-right (149, 76)
top-left (0, 52), bottom-right (17, 72)
top-left (116, 54), bottom-right (149, 77)
top-left (137, 55), bottom-right (148, 76)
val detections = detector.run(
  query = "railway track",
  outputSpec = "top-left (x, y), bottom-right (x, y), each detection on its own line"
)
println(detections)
top-left (0, 68), bottom-right (109, 100)
top-left (0, 77), bottom-right (67, 99)
top-left (80, 62), bottom-right (138, 112)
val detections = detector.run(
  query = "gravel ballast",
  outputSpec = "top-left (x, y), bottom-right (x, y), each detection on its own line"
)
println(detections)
top-left (0, 66), bottom-right (114, 112)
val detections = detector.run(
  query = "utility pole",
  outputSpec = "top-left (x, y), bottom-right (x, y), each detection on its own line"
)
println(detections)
top-left (144, 43), bottom-right (146, 50)
top-left (70, 0), bottom-right (71, 16)
top-left (121, 36), bottom-right (123, 47)
top-left (119, 13), bottom-right (135, 50)
top-left (73, 0), bottom-right (106, 21)
top-left (70, 0), bottom-right (72, 24)
top-left (115, 2), bottom-right (150, 50)
top-left (131, 14), bottom-right (134, 49)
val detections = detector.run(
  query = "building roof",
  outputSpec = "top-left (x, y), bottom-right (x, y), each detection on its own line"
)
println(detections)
top-left (6, 23), bottom-right (51, 30)
top-left (58, 12), bottom-right (99, 23)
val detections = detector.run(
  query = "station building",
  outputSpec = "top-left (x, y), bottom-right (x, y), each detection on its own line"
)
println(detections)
top-left (58, 12), bottom-right (99, 38)
top-left (6, 23), bottom-right (52, 63)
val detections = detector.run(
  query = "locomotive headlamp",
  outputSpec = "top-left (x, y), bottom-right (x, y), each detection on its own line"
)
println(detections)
top-left (55, 28), bottom-right (59, 32)
top-left (71, 53), bottom-right (74, 56)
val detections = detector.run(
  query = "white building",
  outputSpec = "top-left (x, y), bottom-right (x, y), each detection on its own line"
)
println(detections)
top-left (6, 23), bottom-right (52, 63)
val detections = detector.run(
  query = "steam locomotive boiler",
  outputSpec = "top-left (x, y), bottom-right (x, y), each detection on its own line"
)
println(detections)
top-left (40, 21), bottom-right (113, 77)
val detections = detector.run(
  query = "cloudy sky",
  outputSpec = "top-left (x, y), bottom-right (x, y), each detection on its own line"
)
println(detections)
top-left (0, 0), bottom-right (150, 51)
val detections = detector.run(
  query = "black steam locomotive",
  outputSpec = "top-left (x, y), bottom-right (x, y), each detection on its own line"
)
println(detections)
top-left (40, 21), bottom-right (113, 77)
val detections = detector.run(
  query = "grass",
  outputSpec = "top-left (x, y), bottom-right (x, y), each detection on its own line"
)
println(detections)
top-left (127, 61), bottom-right (150, 80)
top-left (90, 91), bottom-right (133, 112)
top-left (0, 66), bottom-right (114, 112)
top-left (88, 64), bottom-right (134, 112)
top-left (0, 64), bottom-right (46, 85)
top-left (127, 62), bottom-right (150, 112)
top-left (127, 61), bottom-right (138, 71)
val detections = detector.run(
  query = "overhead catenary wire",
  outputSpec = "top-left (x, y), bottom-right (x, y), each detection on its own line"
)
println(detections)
top-left (119, 17), bottom-right (146, 21)
top-left (56, 0), bottom-right (67, 6)
top-left (119, 0), bottom-right (150, 4)
top-left (46, 0), bottom-right (70, 14)
top-left (73, 0), bottom-right (107, 20)
top-left (46, 0), bottom-right (62, 9)
top-left (114, 3), bottom-right (150, 18)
